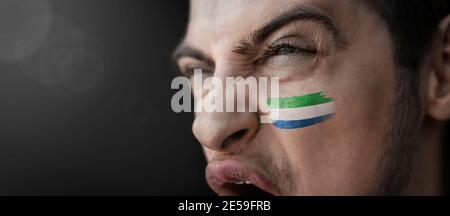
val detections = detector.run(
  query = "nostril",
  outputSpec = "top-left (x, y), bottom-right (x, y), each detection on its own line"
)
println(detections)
top-left (230, 129), bottom-right (248, 141)
top-left (222, 129), bottom-right (248, 150)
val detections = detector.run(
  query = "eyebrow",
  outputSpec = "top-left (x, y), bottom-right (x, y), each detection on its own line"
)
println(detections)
top-left (172, 4), bottom-right (346, 64)
top-left (234, 5), bottom-right (347, 55)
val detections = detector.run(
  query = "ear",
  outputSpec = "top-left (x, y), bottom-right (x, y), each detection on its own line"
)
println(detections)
top-left (428, 15), bottom-right (450, 121)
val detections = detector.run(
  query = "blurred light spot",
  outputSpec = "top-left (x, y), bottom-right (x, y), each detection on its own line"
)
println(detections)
top-left (40, 46), bottom-right (104, 96)
top-left (19, 15), bottom-right (106, 99)
top-left (0, 0), bottom-right (51, 62)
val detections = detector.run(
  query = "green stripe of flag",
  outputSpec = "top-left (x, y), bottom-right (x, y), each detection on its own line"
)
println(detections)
top-left (268, 92), bottom-right (334, 109)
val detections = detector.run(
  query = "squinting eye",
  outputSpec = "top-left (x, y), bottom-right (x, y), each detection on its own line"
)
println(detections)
top-left (183, 67), bottom-right (214, 77)
top-left (275, 46), bottom-right (300, 55)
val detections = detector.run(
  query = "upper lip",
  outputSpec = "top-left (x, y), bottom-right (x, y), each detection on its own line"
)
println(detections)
top-left (205, 159), bottom-right (279, 196)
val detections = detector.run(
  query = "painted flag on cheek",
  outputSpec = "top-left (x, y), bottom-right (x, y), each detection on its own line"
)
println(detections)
top-left (268, 92), bottom-right (335, 129)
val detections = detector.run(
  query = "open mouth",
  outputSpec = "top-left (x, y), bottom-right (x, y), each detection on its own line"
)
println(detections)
top-left (205, 160), bottom-right (279, 196)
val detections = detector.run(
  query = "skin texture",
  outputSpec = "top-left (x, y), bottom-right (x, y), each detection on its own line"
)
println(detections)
top-left (174, 0), bottom-right (450, 195)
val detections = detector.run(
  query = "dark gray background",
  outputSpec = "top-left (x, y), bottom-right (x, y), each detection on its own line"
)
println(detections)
top-left (0, 0), bottom-right (212, 195)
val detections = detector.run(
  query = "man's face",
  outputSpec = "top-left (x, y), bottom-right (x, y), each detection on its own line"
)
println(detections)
top-left (175, 0), bottom-right (402, 195)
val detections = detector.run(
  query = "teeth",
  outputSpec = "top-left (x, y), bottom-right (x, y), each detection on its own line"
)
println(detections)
top-left (234, 181), bottom-right (252, 185)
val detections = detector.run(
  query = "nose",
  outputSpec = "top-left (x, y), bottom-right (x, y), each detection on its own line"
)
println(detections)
top-left (190, 60), bottom-right (261, 153)
top-left (192, 110), bottom-right (259, 153)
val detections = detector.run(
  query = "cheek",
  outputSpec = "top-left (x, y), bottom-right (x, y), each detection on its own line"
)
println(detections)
top-left (273, 79), bottom-right (394, 194)
top-left (269, 39), bottom-right (396, 194)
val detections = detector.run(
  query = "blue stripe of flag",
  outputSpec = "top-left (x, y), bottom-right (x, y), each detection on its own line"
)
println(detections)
top-left (272, 114), bottom-right (335, 129)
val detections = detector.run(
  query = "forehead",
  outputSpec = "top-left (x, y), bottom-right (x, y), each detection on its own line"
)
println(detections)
top-left (189, 0), bottom-right (366, 21)
top-left (190, 0), bottom-right (283, 23)
top-left (186, 0), bottom-right (370, 52)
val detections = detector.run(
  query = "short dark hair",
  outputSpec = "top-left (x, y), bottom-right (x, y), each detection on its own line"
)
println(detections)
top-left (366, 0), bottom-right (450, 70)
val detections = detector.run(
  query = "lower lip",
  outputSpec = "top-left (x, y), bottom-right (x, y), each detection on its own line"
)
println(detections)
top-left (205, 160), bottom-right (278, 195)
